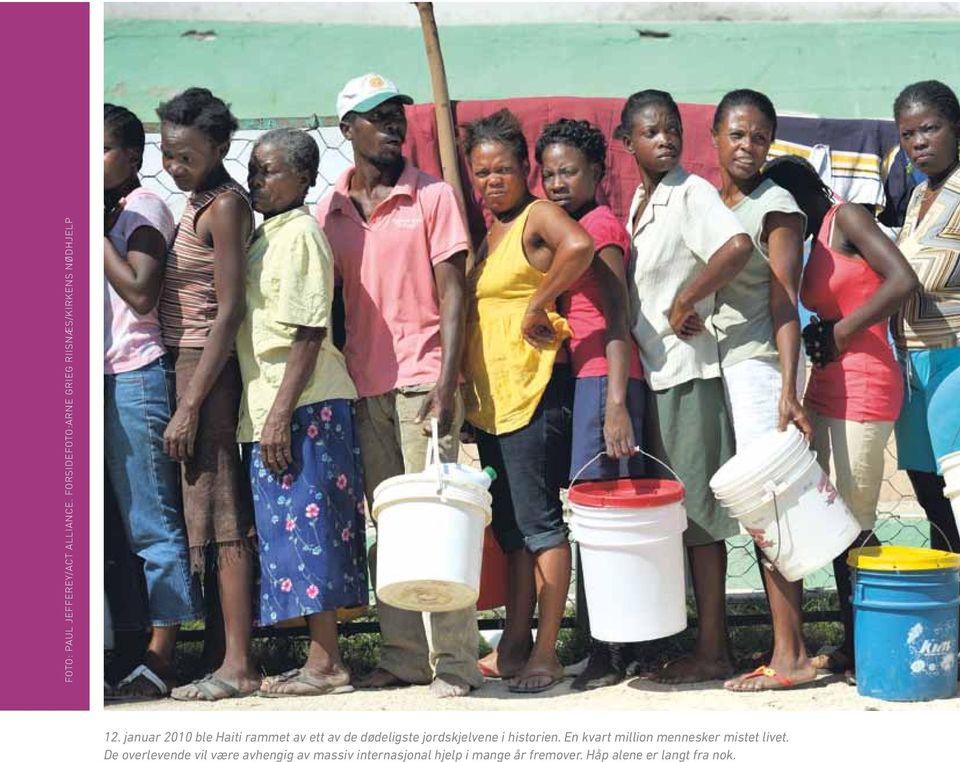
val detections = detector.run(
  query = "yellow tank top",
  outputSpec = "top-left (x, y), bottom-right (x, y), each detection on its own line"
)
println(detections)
top-left (462, 200), bottom-right (571, 435)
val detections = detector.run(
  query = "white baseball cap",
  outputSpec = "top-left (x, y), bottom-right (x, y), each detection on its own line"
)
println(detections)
top-left (336, 73), bottom-right (413, 121)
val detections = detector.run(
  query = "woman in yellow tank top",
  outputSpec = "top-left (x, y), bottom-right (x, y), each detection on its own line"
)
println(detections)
top-left (461, 109), bottom-right (594, 693)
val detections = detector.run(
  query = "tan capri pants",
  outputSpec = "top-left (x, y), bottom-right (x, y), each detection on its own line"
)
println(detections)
top-left (809, 411), bottom-right (895, 531)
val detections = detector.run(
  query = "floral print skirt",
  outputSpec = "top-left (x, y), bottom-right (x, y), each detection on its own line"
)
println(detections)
top-left (243, 399), bottom-right (368, 625)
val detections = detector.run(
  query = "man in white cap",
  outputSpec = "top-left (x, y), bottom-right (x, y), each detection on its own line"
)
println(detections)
top-left (316, 73), bottom-right (483, 698)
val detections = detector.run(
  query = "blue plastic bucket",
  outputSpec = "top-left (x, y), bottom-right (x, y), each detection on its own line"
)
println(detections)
top-left (849, 547), bottom-right (960, 701)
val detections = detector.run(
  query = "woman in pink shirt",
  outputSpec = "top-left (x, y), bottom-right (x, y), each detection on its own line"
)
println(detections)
top-left (103, 104), bottom-right (201, 700)
top-left (764, 155), bottom-right (918, 674)
top-left (535, 118), bottom-right (644, 690)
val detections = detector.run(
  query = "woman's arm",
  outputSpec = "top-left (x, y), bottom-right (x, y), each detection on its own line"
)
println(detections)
top-left (522, 202), bottom-right (594, 349)
top-left (163, 193), bottom-right (251, 462)
top-left (668, 233), bottom-right (753, 338)
top-left (104, 226), bottom-right (167, 314)
top-left (593, 245), bottom-right (637, 458)
top-left (831, 203), bottom-right (921, 353)
top-left (259, 326), bottom-right (326, 474)
top-left (765, 211), bottom-right (813, 438)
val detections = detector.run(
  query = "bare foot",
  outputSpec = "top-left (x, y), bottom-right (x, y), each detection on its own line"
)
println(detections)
top-left (430, 674), bottom-right (472, 698)
top-left (353, 667), bottom-right (410, 690)
top-left (811, 646), bottom-right (854, 674)
top-left (647, 654), bottom-right (734, 684)
top-left (478, 641), bottom-right (531, 679)
top-left (507, 654), bottom-right (564, 693)
top-left (724, 660), bottom-right (818, 692)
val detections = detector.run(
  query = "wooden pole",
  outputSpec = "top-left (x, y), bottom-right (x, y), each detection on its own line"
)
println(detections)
top-left (414, 2), bottom-right (475, 265)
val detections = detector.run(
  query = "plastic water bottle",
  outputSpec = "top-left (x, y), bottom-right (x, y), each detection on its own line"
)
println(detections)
top-left (435, 463), bottom-right (497, 489)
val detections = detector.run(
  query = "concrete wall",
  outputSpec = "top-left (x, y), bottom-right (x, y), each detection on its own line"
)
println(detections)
top-left (106, 2), bottom-right (960, 24)
top-left (105, 17), bottom-right (960, 121)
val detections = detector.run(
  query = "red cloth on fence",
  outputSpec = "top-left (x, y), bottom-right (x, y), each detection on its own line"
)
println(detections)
top-left (402, 96), bottom-right (720, 247)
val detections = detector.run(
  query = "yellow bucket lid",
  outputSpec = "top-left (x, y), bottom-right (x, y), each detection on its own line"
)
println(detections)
top-left (848, 546), bottom-right (960, 571)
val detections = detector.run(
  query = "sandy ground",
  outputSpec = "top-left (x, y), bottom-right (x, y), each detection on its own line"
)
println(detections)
top-left (108, 669), bottom-right (960, 712)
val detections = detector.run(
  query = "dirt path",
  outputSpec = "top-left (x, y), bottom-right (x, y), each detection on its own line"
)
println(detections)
top-left (109, 672), bottom-right (960, 712)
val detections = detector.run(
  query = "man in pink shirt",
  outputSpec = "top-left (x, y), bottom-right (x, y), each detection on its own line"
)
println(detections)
top-left (316, 73), bottom-right (482, 698)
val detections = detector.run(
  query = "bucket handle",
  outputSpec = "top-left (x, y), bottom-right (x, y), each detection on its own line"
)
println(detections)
top-left (857, 516), bottom-right (955, 554)
top-left (569, 446), bottom-right (686, 492)
top-left (423, 417), bottom-right (444, 495)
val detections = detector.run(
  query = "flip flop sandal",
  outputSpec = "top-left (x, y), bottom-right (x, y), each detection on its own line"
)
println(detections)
top-left (731, 665), bottom-right (804, 691)
top-left (105, 664), bottom-right (171, 703)
top-left (507, 669), bottom-right (564, 694)
top-left (259, 668), bottom-right (354, 698)
top-left (170, 673), bottom-right (259, 702)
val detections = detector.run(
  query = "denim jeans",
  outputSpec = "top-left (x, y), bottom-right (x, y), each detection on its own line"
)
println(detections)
top-left (476, 365), bottom-right (574, 554)
top-left (104, 356), bottom-right (201, 625)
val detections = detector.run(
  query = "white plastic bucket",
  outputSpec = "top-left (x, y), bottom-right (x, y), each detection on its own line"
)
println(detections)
top-left (370, 421), bottom-right (492, 612)
top-left (710, 426), bottom-right (809, 502)
top-left (938, 451), bottom-right (960, 533)
top-left (714, 442), bottom-right (813, 507)
top-left (710, 427), bottom-right (861, 582)
top-left (569, 478), bottom-right (688, 642)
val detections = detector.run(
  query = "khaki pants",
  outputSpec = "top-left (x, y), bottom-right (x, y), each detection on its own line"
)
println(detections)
top-left (356, 386), bottom-right (483, 687)
top-left (810, 411), bottom-right (895, 531)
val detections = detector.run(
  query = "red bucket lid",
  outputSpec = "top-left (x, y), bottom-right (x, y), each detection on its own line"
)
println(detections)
top-left (569, 478), bottom-right (685, 509)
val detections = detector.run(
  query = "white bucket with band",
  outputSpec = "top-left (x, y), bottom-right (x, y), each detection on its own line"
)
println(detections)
top-left (570, 478), bottom-right (688, 642)
top-left (710, 427), bottom-right (861, 582)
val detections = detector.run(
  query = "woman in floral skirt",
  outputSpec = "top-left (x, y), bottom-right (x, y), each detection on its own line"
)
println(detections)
top-left (236, 128), bottom-right (367, 696)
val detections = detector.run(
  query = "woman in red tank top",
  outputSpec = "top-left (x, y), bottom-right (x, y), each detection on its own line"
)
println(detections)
top-left (763, 155), bottom-right (918, 674)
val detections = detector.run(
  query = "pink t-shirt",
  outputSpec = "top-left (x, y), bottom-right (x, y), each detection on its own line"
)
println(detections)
top-left (315, 163), bottom-right (469, 398)
top-left (104, 187), bottom-right (176, 375)
top-left (800, 203), bottom-right (903, 421)
top-left (558, 205), bottom-right (644, 378)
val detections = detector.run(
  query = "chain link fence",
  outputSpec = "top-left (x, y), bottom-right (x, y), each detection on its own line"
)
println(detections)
top-left (139, 119), bottom-right (932, 632)
top-left (142, 117), bottom-right (348, 222)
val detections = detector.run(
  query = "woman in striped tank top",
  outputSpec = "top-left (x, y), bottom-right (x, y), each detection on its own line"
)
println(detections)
top-left (155, 88), bottom-right (260, 701)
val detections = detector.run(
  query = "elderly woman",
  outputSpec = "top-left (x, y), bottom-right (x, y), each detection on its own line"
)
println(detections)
top-left (461, 109), bottom-right (594, 693)
top-left (891, 80), bottom-right (960, 553)
top-left (236, 128), bottom-right (368, 696)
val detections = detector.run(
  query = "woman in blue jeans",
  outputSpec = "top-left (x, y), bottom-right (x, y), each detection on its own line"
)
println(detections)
top-left (104, 104), bottom-right (201, 700)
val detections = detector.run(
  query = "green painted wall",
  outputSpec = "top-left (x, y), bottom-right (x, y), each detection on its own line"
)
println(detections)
top-left (105, 19), bottom-right (960, 121)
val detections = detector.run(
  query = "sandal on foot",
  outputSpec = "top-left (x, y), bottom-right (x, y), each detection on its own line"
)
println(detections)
top-left (170, 673), bottom-right (258, 702)
top-left (259, 668), bottom-right (354, 698)
top-left (105, 664), bottom-right (171, 703)
top-left (507, 668), bottom-right (564, 694)
top-left (727, 665), bottom-right (815, 691)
